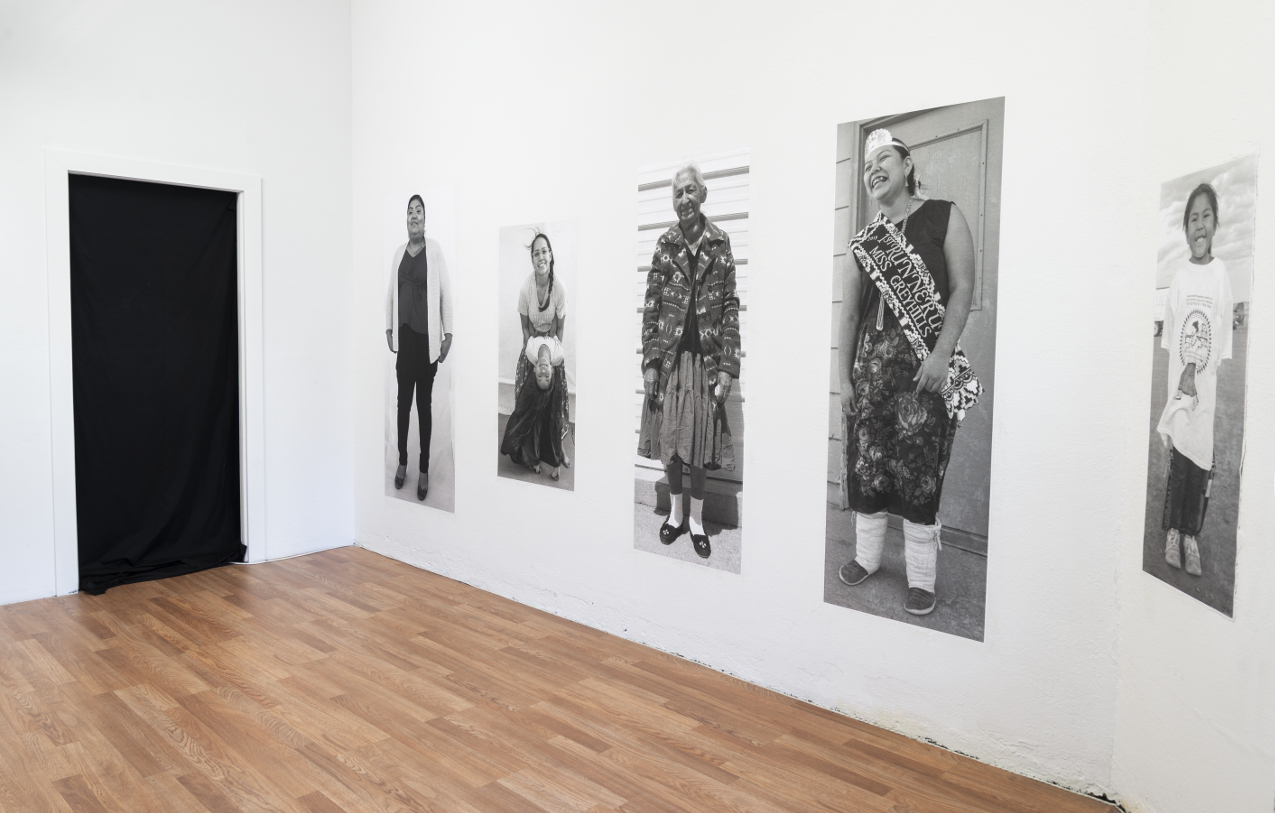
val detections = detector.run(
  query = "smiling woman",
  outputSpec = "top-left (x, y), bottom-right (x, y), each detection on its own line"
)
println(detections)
top-left (385, 191), bottom-right (454, 508)
top-left (500, 230), bottom-right (571, 481)
top-left (496, 221), bottom-right (577, 491)
top-left (835, 127), bottom-right (980, 619)
top-left (826, 98), bottom-right (1004, 641)
top-left (637, 162), bottom-right (741, 563)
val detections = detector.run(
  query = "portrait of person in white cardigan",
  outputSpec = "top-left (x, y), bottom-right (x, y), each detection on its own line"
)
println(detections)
top-left (384, 191), bottom-right (456, 512)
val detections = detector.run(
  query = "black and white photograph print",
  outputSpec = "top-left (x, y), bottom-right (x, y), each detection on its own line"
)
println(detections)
top-left (497, 221), bottom-right (577, 490)
top-left (383, 187), bottom-right (456, 513)
top-left (1142, 154), bottom-right (1257, 617)
top-left (825, 98), bottom-right (1004, 641)
top-left (634, 149), bottom-right (749, 574)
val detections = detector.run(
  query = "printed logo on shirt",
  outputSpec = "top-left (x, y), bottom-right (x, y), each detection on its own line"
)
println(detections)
top-left (1179, 308), bottom-right (1212, 371)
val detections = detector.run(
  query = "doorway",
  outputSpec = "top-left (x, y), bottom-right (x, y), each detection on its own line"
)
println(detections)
top-left (69, 174), bottom-right (245, 593)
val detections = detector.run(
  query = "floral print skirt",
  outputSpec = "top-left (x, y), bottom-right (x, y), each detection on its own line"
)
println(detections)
top-left (841, 320), bottom-right (958, 526)
top-left (638, 351), bottom-right (735, 471)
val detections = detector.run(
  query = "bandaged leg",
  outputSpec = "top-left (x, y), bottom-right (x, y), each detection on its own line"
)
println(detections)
top-left (853, 510), bottom-right (888, 575)
top-left (903, 520), bottom-right (941, 592)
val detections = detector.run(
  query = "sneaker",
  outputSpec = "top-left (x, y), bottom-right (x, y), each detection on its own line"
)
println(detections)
top-left (1183, 535), bottom-right (1202, 576)
top-left (1164, 529), bottom-right (1181, 569)
top-left (904, 588), bottom-right (936, 616)
top-left (838, 561), bottom-right (872, 586)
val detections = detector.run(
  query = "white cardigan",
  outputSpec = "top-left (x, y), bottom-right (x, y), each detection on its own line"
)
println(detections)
top-left (386, 238), bottom-right (453, 362)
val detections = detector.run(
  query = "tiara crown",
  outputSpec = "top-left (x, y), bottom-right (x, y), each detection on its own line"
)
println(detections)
top-left (866, 128), bottom-right (904, 159)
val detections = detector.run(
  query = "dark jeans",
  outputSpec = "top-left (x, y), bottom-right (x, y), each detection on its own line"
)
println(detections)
top-left (396, 324), bottom-right (437, 471)
top-left (1163, 447), bottom-right (1210, 536)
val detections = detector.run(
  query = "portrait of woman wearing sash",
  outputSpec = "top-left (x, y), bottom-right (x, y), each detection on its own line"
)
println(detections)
top-left (835, 128), bottom-right (982, 618)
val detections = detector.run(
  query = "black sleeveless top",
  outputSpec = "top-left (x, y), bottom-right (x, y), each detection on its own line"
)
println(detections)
top-left (398, 246), bottom-right (429, 335)
top-left (859, 199), bottom-right (953, 325)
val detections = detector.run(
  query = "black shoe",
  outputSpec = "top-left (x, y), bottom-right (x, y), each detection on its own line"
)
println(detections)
top-left (394, 464), bottom-right (407, 489)
top-left (659, 518), bottom-right (688, 545)
top-left (417, 470), bottom-right (429, 501)
top-left (692, 532), bottom-right (711, 559)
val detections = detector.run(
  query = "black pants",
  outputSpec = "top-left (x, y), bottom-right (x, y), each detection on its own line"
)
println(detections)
top-left (1163, 447), bottom-right (1210, 536)
top-left (396, 325), bottom-right (437, 471)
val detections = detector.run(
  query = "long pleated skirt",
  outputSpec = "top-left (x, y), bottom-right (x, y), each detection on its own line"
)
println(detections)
top-left (638, 350), bottom-right (734, 471)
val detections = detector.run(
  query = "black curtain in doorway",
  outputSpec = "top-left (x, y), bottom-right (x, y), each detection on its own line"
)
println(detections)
top-left (70, 174), bottom-right (245, 594)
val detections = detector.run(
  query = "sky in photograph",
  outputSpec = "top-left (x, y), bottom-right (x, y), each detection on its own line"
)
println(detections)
top-left (1155, 154), bottom-right (1258, 302)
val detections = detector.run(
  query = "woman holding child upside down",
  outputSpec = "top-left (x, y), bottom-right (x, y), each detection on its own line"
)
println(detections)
top-left (500, 231), bottom-right (571, 479)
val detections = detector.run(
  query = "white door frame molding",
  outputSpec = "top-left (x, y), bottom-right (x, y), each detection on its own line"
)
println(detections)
top-left (44, 149), bottom-right (267, 595)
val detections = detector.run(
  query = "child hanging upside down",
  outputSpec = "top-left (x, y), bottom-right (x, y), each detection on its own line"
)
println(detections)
top-left (500, 335), bottom-right (570, 479)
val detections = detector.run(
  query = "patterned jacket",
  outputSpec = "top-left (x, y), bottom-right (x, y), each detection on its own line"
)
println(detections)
top-left (641, 218), bottom-right (741, 390)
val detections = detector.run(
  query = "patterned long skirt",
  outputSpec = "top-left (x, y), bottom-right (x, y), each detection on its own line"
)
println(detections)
top-left (501, 365), bottom-right (567, 468)
top-left (638, 350), bottom-right (734, 471)
top-left (513, 351), bottom-right (570, 443)
top-left (841, 320), bottom-right (958, 526)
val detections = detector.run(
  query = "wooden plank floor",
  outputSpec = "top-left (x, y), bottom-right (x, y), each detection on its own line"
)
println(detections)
top-left (0, 547), bottom-right (1112, 813)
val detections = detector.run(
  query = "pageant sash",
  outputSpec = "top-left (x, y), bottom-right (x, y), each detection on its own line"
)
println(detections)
top-left (849, 213), bottom-right (982, 421)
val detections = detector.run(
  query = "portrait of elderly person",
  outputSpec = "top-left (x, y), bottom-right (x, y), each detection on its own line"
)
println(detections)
top-left (637, 163), bottom-right (740, 560)
top-left (385, 194), bottom-right (454, 501)
top-left (836, 129), bottom-right (983, 617)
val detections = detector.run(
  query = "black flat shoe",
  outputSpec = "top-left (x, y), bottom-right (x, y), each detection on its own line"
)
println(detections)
top-left (394, 464), bottom-right (406, 489)
top-left (692, 532), bottom-right (711, 559)
top-left (416, 471), bottom-right (429, 501)
top-left (659, 519), bottom-right (688, 545)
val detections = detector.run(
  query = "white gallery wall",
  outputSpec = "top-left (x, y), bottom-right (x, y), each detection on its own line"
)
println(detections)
top-left (3, 0), bottom-right (1272, 808)
top-left (1110, 0), bottom-right (1275, 810)
top-left (352, 0), bottom-right (1146, 797)
top-left (0, 0), bottom-right (357, 603)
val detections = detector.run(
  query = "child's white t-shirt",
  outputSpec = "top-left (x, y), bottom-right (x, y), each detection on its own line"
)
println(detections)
top-left (1156, 257), bottom-right (1233, 470)
top-left (525, 335), bottom-right (564, 366)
